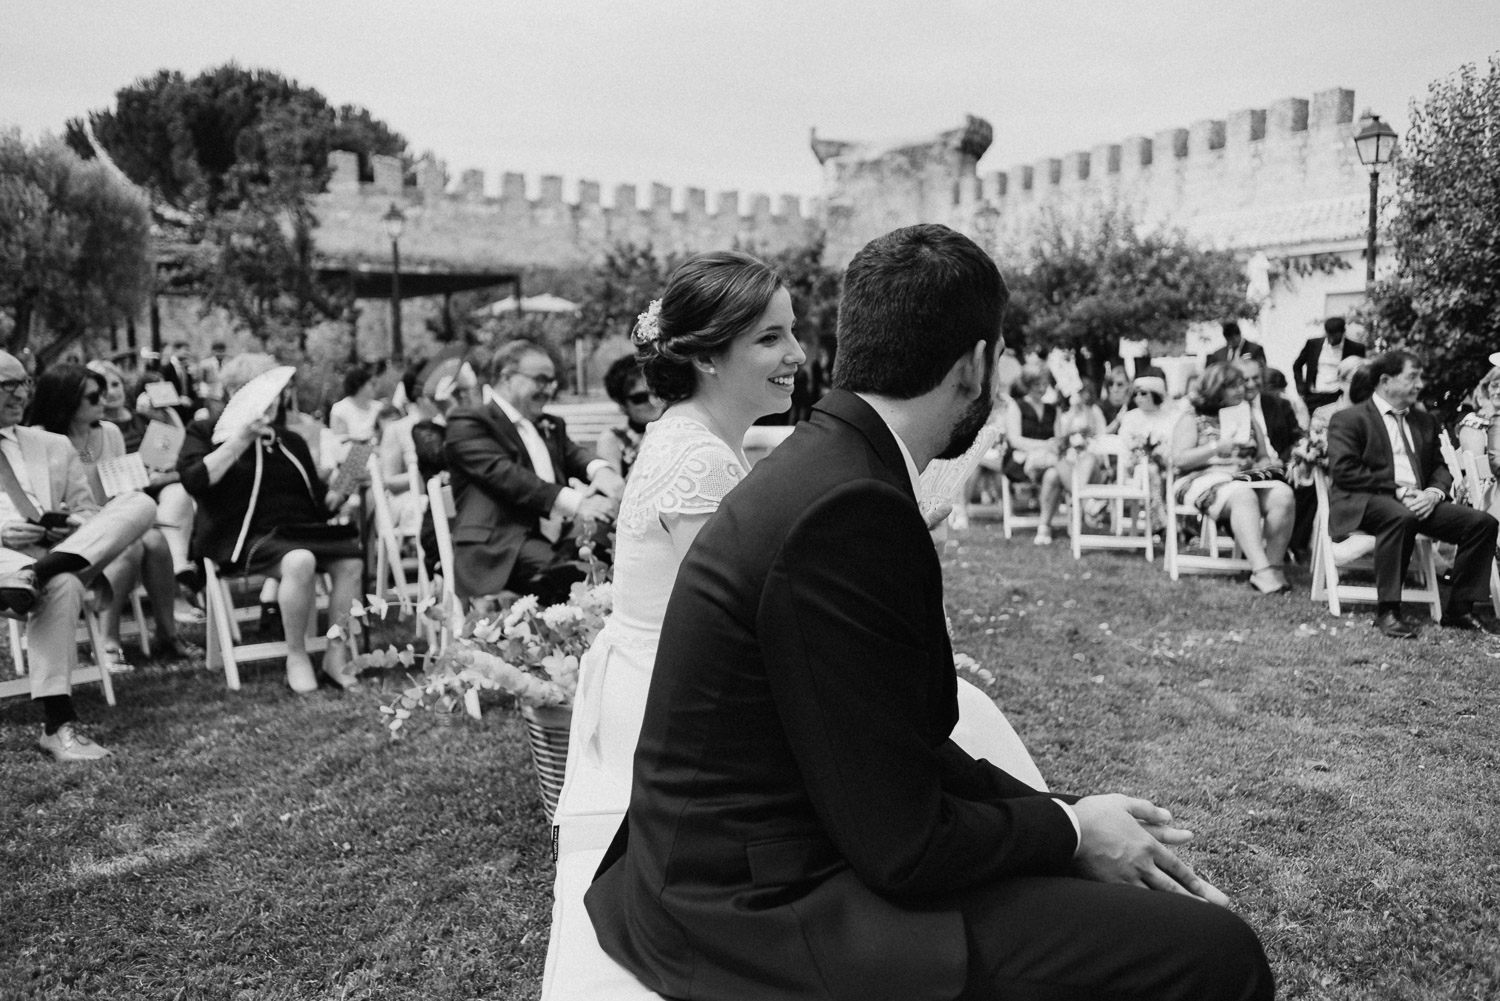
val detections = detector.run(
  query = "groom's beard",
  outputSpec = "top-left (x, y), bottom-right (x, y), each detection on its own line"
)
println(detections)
top-left (937, 391), bottom-right (994, 460)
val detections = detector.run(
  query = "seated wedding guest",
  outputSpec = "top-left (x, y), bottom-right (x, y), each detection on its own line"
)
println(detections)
top-left (1294, 316), bottom-right (1366, 413)
top-left (1099, 366), bottom-right (1133, 428)
top-left (178, 354), bottom-right (364, 692)
top-left (1289, 358), bottom-right (1373, 564)
top-left (1265, 367), bottom-right (1309, 429)
top-left (0, 351), bottom-right (157, 761)
top-left (29, 366), bottom-right (192, 664)
top-left (1116, 374), bottom-right (1176, 529)
top-left (1237, 357), bottom-right (1303, 461)
top-left (444, 341), bottom-right (624, 605)
top-left (89, 359), bottom-right (151, 452)
top-left (1457, 365), bottom-right (1500, 479)
top-left (1057, 379), bottom-right (1108, 526)
top-left (1328, 350), bottom-right (1499, 639)
top-left (586, 225), bottom-right (1272, 1001)
top-left (1169, 361), bottom-right (1296, 594)
top-left (1003, 368), bottom-right (1061, 542)
top-left (596, 354), bottom-right (663, 480)
top-left (328, 366), bottom-right (381, 444)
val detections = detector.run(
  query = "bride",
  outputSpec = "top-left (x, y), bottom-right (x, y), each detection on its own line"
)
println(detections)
top-left (553, 251), bottom-right (1041, 842)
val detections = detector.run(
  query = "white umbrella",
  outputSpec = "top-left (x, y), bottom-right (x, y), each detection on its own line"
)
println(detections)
top-left (472, 293), bottom-right (582, 317)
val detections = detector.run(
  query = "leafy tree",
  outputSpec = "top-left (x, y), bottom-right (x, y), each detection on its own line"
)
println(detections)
top-left (0, 130), bottom-right (152, 356)
top-left (1365, 53), bottom-right (1500, 419)
top-left (65, 64), bottom-right (406, 351)
top-left (999, 205), bottom-right (1255, 383)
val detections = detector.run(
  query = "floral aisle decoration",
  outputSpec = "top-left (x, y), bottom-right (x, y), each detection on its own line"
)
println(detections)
top-left (343, 567), bottom-right (613, 739)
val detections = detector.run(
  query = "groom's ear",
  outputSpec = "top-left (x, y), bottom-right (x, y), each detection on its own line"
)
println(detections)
top-left (954, 340), bottom-right (988, 399)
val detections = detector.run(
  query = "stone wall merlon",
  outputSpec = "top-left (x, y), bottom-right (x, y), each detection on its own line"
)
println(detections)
top-left (458, 169), bottom-right (485, 199)
top-left (1122, 136), bottom-right (1152, 169)
top-left (371, 154), bottom-right (403, 194)
top-left (780, 195), bottom-right (801, 219)
top-left (686, 188), bottom-right (707, 216)
top-left (1092, 144), bottom-right (1122, 175)
top-left (614, 183), bottom-right (637, 211)
top-left (1268, 97), bottom-right (1310, 135)
top-left (1190, 120), bottom-right (1226, 154)
top-left (749, 194), bottom-right (773, 221)
top-left (329, 150), bottom-right (360, 191)
top-left (1156, 128), bottom-right (1189, 159)
top-left (717, 191), bottom-right (739, 217)
top-left (501, 172), bottom-right (527, 201)
top-left (651, 183), bottom-right (672, 211)
top-left (1228, 109), bottom-right (1267, 145)
top-left (578, 180), bottom-right (601, 206)
top-left (1063, 152), bottom-right (1090, 182)
top-left (1310, 88), bottom-right (1355, 129)
top-left (539, 176), bottom-right (564, 204)
top-left (1038, 158), bottom-right (1062, 186)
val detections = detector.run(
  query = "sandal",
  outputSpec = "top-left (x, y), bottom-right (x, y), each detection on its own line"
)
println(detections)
top-left (1248, 566), bottom-right (1289, 595)
top-left (101, 641), bottom-right (133, 674)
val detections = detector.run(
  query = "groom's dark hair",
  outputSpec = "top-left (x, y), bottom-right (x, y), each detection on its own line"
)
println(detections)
top-left (832, 224), bottom-right (1006, 399)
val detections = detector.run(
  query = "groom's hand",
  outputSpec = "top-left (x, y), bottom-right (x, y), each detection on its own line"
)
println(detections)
top-left (1072, 794), bottom-right (1230, 907)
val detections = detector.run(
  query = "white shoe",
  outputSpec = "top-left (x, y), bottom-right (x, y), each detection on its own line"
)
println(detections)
top-left (37, 723), bottom-right (111, 762)
top-left (1034, 528), bottom-right (1054, 546)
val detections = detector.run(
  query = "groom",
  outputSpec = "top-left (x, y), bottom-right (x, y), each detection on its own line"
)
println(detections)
top-left (585, 224), bottom-right (1273, 1000)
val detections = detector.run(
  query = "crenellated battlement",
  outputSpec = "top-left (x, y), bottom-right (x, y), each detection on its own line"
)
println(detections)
top-left (317, 149), bottom-right (814, 273)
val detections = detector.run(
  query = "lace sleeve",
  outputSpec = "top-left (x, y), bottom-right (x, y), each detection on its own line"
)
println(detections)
top-left (653, 439), bottom-right (745, 518)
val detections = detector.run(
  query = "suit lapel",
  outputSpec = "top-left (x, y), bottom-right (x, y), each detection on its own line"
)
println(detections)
top-left (488, 402), bottom-right (534, 471)
top-left (17, 427), bottom-right (53, 512)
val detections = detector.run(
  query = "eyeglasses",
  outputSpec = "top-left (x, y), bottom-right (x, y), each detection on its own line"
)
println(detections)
top-left (510, 370), bottom-right (557, 391)
top-left (626, 392), bottom-right (653, 406)
top-left (0, 378), bottom-right (33, 395)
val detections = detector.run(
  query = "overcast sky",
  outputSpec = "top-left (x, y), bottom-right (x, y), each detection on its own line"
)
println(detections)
top-left (4, 0), bottom-right (1498, 207)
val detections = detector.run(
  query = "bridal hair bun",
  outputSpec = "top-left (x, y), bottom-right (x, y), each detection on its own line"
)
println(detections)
top-left (637, 250), bottom-right (784, 404)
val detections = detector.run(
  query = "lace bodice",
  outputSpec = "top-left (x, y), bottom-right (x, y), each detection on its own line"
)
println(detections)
top-left (617, 414), bottom-right (745, 539)
top-left (609, 414), bottom-right (745, 641)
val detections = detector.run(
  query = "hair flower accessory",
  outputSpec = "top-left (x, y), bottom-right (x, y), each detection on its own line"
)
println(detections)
top-left (633, 299), bottom-right (663, 345)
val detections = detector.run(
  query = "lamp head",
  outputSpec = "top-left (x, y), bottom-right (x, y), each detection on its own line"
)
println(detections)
top-left (382, 202), bottom-right (406, 241)
top-left (1353, 114), bottom-right (1398, 169)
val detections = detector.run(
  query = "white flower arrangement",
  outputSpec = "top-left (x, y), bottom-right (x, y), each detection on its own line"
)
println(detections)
top-left (632, 299), bottom-right (663, 344)
top-left (345, 571), bottom-right (612, 737)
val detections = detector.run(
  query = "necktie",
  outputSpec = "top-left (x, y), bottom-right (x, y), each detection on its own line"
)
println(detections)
top-left (1392, 409), bottom-right (1422, 485)
top-left (0, 446), bottom-right (41, 522)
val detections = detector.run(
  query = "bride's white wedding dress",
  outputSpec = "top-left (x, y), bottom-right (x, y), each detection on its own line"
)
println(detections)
top-left (552, 412), bottom-right (1043, 845)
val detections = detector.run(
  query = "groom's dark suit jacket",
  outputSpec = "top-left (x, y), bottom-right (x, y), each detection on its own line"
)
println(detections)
top-left (585, 390), bottom-right (1078, 1001)
top-left (443, 400), bottom-right (592, 598)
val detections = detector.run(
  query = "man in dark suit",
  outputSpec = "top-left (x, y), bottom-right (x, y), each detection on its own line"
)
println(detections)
top-left (161, 340), bottom-right (199, 422)
top-left (1207, 319), bottom-right (1266, 366)
top-left (1293, 317), bottom-right (1366, 412)
top-left (443, 341), bottom-right (621, 605)
top-left (1327, 349), bottom-right (1498, 639)
top-left (1236, 357), bottom-right (1302, 461)
top-left (586, 225), bottom-right (1272, 1001)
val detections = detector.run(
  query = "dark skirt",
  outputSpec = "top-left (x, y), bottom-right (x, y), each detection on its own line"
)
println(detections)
top-left (237, 525), bottom-right (363, 576)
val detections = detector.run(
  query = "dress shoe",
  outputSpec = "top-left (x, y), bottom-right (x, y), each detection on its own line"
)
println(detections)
top-left (0, 567), bottom-right (38, 617)
top-left (37, 723), bottom-right (111, 762)
top-left (1374, 610), bottom-right (1418, 639)
top-left (1440, 610), bottom-right (1500, 636)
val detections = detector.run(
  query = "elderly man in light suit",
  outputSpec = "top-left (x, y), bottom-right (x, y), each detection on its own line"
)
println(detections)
top-left (0, 351), bottom-right (156, 761)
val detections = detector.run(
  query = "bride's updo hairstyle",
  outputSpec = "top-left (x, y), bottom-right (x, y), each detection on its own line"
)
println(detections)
top-left (633, 250), bottom-right (784, 404)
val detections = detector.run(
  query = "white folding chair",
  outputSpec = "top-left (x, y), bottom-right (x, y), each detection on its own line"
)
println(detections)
top-left (202, 560), bottom-right (330, 691)
top-left (1308, 468), bottom-right (1443, 619)
top-left (1162, 465), bottom-right (1253, 579)
top-left (366, 454), bottom-right (430, 608)
top-left (1000, 468), bottom-right (1067, 540)
top-left (425, 473), bottom-right (466, 643)
top-left (1070, 435), bottom-right (1154, 561)
top-left (0, 606), bottom-right (118, 706)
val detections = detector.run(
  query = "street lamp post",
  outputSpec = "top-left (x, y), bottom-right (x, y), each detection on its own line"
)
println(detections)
top-left (1352, 113), bottom-right (1398, 288)
top-left (383, 202), bottom-right (406, 362)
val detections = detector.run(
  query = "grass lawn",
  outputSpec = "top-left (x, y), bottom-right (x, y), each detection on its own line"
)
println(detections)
top-left (4, 525), bottom-right (1499, 1000)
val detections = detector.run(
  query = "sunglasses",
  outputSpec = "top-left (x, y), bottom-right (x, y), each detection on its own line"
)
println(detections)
top-left (83, 391), bottom-right (101, 405)
top-left (626, 392), bottom-right (653, 406)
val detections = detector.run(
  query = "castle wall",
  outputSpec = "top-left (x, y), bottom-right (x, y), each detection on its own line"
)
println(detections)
top-left (313, 151), bottom-right (820, 274)
top-left (814, 90), bottom-right (1388, 382)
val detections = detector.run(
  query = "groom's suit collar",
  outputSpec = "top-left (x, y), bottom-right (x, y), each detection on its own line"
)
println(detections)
top-left (812, 389), bottom-right (916, 499)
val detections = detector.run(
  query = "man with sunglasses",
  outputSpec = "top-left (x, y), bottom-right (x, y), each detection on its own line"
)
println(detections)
top-left (0, 352), bottom-right (157, 761)
top-left (444, 341), bottom-right (623, 606)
